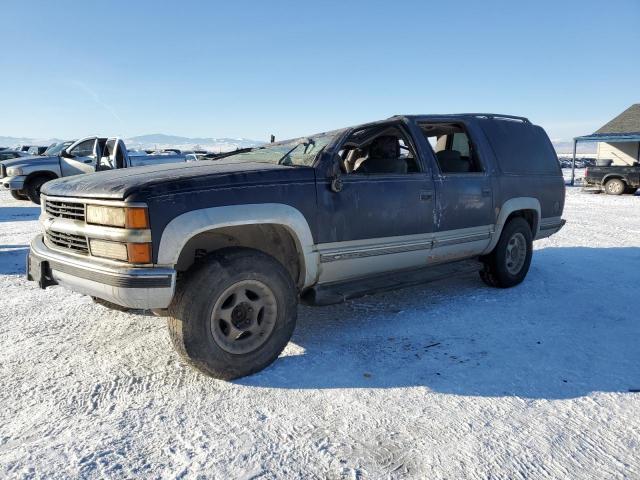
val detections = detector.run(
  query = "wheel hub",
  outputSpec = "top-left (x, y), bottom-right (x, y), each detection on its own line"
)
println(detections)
top-left (210, 279), bottom-right (278, 354)
top-left (505, 232), bottom-right (527, 275)
top-left (231, 302), bottom-right (254, 329)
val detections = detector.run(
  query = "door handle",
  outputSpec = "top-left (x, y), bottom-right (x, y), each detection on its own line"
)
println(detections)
top-left (420, 190), bottom-right (434, 201)
top-left (481, 187), bottom-right (492, 197)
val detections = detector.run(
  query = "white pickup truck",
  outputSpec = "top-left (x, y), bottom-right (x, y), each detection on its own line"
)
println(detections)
top-left (0, 136), bottom-right (186, 204)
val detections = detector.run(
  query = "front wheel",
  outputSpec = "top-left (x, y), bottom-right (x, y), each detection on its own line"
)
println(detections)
top-left (167, 248), bottom-right (298, 379)
top-left (480, 217), bottom-right (533, 288)
top-left (25, 176), bottom-right (50, 204)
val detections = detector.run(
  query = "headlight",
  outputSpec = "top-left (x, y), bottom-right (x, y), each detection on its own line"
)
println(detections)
top-left (86, 205), bottom-right (149, 229)
top-left (6, 167), bottom-right (22, 176)
top-left (89, 239), bottom-right (152, 263)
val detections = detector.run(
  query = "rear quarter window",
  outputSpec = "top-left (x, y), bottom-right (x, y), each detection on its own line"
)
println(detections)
top-left (480, 120), bottom-right (559, 175)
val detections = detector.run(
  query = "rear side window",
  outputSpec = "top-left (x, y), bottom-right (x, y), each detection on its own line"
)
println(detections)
top-left (480, 120), bottom-right (559, 175)
top-left (451, 133), bottom-right (470, 157)
top-left (418, 122), bottom-right (483, 174)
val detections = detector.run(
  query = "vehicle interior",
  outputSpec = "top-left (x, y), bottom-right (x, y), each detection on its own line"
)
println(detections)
top-left (98, 139), bottom-right (127, 170)
top-left (338, 125), bottom-right (420, 175)
top-left (419, 123), bottom-right (483, 174)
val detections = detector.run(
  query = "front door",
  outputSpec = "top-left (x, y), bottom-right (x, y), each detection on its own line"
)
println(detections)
top-left (315, 123), bottom-right (435, 283)
top-left (60, 137), bottom-right (98, 176)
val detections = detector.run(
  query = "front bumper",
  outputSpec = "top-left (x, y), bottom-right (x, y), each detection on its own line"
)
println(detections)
top-left (2, 175), bottom-right (26, 190)
top-left (27, 234), bottom-right (176, 309)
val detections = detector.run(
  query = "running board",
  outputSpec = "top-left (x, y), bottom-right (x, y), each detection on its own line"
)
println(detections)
top-left (300, 259), bottom-right (483, 306)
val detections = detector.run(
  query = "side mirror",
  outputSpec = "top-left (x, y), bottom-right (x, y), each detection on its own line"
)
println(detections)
top-left (60, 149), bottom-right (73, 158)
top-left (328, 153), bottom-right (343, 193)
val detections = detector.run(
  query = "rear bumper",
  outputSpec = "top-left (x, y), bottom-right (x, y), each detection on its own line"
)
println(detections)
top-left (27, 234), bottom-right (176, 309)
top-left (535, 218), bottom-right (566, 240)
top-left (2, 175), bottom-right (26, 190)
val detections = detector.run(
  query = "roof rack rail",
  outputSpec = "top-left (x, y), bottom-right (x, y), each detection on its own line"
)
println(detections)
top-left (459, 113), bottom-right (530, 123)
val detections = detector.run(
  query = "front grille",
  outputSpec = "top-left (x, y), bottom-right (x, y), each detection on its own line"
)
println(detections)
top-left (45, 230), bottom-right (89, 255)
top-left (45, 200), bottom-right (85, 221)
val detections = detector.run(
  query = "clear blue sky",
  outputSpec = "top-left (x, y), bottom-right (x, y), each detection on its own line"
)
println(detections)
top-left (1, 0), bottom-right (638, 142)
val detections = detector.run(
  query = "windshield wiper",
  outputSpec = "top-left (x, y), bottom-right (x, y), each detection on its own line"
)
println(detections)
top-left (209, 147), bottom-right (256, 160)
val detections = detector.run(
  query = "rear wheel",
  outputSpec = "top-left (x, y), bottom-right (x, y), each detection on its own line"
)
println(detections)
top-left (604, 178), bottom-right (625, 195)
top-left (10, 190), bottom-right (28, 201)
top-left (25, 176), bottom-right (51, 204)
top-left (480, 217), bottom-right (533, 288)
top-left (167, 248), bottom-right (297, 379)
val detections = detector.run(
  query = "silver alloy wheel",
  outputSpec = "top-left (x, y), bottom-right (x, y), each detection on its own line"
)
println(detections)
top-left (505, 232), bottom-right (527, 275)
top-left (606, 180), bottom-right (624, 194)
top-left (210, 279), bottom-right (278, 354)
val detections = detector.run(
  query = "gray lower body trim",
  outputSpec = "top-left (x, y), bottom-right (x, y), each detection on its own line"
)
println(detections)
top-left (320, 239), bottom-right (434, 263)
top-left (316, 226), bottom-right (493, 284)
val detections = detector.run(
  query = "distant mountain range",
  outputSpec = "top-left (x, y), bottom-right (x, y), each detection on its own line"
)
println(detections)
top-left (1, 134), bottom-right (596, 155)
top-left (125, 134), bottom-right (261, 152)
top-left (0, 134), bottom-right (261, 153)
top-left (553, 141), bottom-right (597, 155)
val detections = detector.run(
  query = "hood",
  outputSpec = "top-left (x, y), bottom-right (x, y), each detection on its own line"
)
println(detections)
top-left (42, 160), bottom-right (315, 200)
top-left (1, 154), bottom-right (58, 168)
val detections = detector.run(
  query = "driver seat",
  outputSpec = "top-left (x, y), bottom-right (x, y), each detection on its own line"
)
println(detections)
top-left (356, 136), bottom-right (407, 174)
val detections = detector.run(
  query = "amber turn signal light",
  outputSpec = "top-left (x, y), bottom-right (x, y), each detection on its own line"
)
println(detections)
top-left (125, 207), bottom-right (149, 229)
top-left (127, 243), bottom-right (152, 263)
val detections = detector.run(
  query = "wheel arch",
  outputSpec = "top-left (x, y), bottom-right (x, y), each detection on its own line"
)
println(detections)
top-left (483, 197), bottom-right (540, 254)
top-left (157, 204), bottom-right (319, 288)
top-left (25, 170), bottom-right (58, 185)
top-left (602, 174), bottom-right (627, 185)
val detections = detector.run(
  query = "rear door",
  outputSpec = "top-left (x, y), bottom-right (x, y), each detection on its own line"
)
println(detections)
top-left (60, 137), bottom-right (98, 176)
top-left (417, 121), bottom-right (494, 260)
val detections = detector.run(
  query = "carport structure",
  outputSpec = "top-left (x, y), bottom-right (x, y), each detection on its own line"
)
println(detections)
top-left (571, 104), bottom-right (640, 185)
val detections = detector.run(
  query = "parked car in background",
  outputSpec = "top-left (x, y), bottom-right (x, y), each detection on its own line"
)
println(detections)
top-left (584, 162), bottom-right (640, 195)
top-left (16, 145), bottom-right (47, 155)
top-left (0, 149), bottom-right (30, 162)
top-left (27, 146), bottom-right (48, 155)
top-left (26, 113), bottom-right (565, 380)
top-left (1, 137), bottom-right (187, 203)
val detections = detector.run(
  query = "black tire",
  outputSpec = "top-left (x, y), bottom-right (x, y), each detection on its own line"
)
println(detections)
top-left (167, 247), bottom-right (297, 379)
top-left (480, 217), bottom-right (533, 288)
top-left (25, 176), bottom-right (51, 204)
top-left (10, 190), bottom-right (28, 201)
top-left (604, 178), bottom-right (625, 195)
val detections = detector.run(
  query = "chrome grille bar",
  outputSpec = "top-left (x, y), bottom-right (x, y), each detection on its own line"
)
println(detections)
top-left (44, 200), bottom-right (86, 221)
top-left (45, 230), bottom-right (89, 254)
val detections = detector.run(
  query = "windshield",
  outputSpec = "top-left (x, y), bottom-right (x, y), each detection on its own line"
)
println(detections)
top-left (44, 141), bottom-right (74, 156)
top-left (220, 133), bottom-right (335, 167)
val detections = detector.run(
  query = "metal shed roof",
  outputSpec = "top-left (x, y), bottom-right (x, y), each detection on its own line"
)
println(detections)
top-left (575, 132), bottom-right (640, 143)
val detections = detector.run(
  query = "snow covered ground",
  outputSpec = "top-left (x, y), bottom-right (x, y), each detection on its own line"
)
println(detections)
top-left (0, 187), bottom-right (639, 479)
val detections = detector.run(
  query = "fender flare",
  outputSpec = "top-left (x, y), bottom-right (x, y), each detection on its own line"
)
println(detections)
top-left (482, 197), bottom-right (541, 254)
top-left (157, 203), bottom-right (319, 287)
top-left (25, 170), bottom-right (59, 185)
top-left (601, 174), bottom-right (627, 185)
